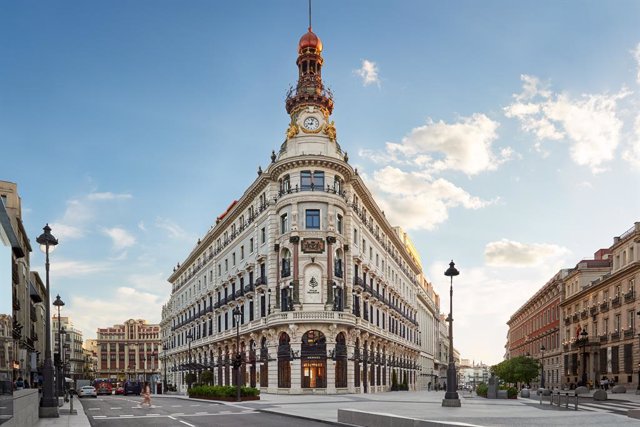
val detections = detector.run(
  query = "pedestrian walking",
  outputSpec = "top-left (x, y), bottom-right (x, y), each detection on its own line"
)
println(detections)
top-left (141, 381), bottom-right (152, 407)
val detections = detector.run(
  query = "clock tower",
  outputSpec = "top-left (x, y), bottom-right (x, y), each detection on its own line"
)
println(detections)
top-left (280, 25), bottom-right (342, 161)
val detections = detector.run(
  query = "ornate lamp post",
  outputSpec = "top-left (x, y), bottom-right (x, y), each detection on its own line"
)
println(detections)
top-left (540, 345), bottom-right (546, 389)
top-left (580, 329), bottom-right (588, 387)
top-left (186, 331), bottom-right (193, 389)
top-left (37, 224), bottom-right (59, 417)
top-left (53, 294), bottom-right (65, 397)
top-left (442, 260), bottom-right (461, 407)
top-left (232, 306), bottom-right (242, 402)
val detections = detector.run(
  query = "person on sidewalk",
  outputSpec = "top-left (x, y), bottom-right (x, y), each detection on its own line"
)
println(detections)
top-left (141, 381), bottom-right (152, 407)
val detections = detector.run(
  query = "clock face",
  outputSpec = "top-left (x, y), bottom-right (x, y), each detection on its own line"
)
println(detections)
top-left (303, 116), bottom-right (320, 131)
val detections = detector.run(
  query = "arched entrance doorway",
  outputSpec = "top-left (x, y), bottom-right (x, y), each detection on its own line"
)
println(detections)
top-left (277, 332), bottom-right (291, 388)
top-left (301, 330), bottom-right (326, 388)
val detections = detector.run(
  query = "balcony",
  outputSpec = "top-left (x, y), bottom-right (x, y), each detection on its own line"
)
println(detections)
top-left (255, 276), bottom-right (267, 289)
top-left (624, 290), bottom-right (635, 303)
top-left (599, 333), bottom-right (608, 342)
top-left (243, 282), bottom-right (255, 294)
top-left (600, 301), bottom-right (609, 312)
top-left (590, 306), bottom-right (598, 316)
top-left (572, 313), bottom-right (579, 322)
top-left (580, 310), bottom-right (588, 320)
top-left (281, 267), bottom-right (291, 278)
top-left (624, 329), bottom-right (635, 339)
top-left (334, 267), bottom-right (343, 278)
top-left (612, 296), bottom-right (621, 308)
top-left (611, 331), bottom-right (620, 341)
top-left (564, 316), bottom-right (572, 326)
top-left (353, 276), bottom-right (364, 291)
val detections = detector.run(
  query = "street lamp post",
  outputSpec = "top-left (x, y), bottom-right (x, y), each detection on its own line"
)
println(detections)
top-left (186, 331), bottom-right (193, 389)
top-left (233, 306), bottom-right (242, 402)
top-left (53, 295), bottom-right (65, 397)
top-left (580, 329), bottom-right (588, 387)
top-left (540, 345), bottom-right (546, 389)
top-left (60, 326), bottom-right (67, 398)
top-left (37, 224), bottom-right (59, 418)
top-left (442, 260), bottom-right (461, 407)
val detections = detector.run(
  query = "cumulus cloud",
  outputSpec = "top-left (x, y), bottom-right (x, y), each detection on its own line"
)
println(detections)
top-left (505, 74), bottom-right (630, 173)
top-left (47, 259), bottom-right (110, 277)
top-left (633, 43), bottom-right (640, 85)
top-left (355, 59), bottom-right (380, 87)
top-left (361, 113), bottom-right (511, 176)
top-left (365, 166), bottom-right (493, 230)
top-left (484, 239), bottom-right (571, 267)
top-left (102, 227), bottom-right (136, 250)
top-left (622, 113), bottom-right (640, 168)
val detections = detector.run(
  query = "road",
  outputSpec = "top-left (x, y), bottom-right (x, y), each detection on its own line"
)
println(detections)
top-left (79, 394), bottom-right (332, 427)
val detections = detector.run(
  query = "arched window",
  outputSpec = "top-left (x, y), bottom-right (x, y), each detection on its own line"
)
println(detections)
top-left (277, 333), bottom-right (291, 388)
top-left (335, 332), bottom-right (347, 388)
top-left (281, 248), bottom-right (291, 277)
top-left (301, 330), bottom-right (326, 388)
top-left (354, 338), bottom-right (361, 388)
top-left (260, 337), bottom-right (269, 387)
top-left (334, 249), bottom-right (343, 278)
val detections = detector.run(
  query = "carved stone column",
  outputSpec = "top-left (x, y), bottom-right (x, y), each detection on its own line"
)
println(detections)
top-left (326, 236), bottom-right (336, 305)
top-left (290, 236), bottom-right (300, 304)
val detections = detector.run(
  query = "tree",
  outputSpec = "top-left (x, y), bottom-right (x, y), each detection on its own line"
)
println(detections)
top-left (185, 373), bottom-right (197, 389)
top-left (492, 356), bottom-right (540, 386)
top-left (200, 370), bottom-right (214, 385)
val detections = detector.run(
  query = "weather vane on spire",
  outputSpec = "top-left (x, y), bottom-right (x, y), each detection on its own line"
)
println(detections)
top-left (308, 0), bottom-right (312, 31)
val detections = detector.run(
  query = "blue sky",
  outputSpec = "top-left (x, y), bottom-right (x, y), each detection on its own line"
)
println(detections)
top-left (2, 1), bottom-right (639, 364)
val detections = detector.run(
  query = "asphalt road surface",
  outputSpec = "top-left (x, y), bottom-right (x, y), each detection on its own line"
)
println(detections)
top-left (79, 395), bottom-right (332, 427)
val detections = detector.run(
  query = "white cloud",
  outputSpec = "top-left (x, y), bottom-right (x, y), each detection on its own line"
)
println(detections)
top-left (633, 43), bottom-right (640, 85)
top-left (355, 59), bottom-right (380, 87)
top-left (484, 239), bottom-right (571, 267)
top-left (102, 227), bottom-right (136, 250)
top-left (155, 217), bottom-right (193, 240)
top-left (137, 221), bottom-right (146, 231)
top-left (68, 287), bottom-right (165, 340)
top-left (47, 259), bottom-right (110, 277)
top-left (622, 113), bottom-right (640, 168)
top-left (364, 166), bottom-right (494, 230)
top-left (127, 272), bottom-right (169, 292)
top-left (428, 259), bottom-right (566, 365)
top-left (361, 113), bottom-right (511, 176)
top-left (86, 191), bottom-right (133, 201)
top-left (52, 190), bottom-right (134, 241)
top-left (505, 74), bottom-right (630, 173)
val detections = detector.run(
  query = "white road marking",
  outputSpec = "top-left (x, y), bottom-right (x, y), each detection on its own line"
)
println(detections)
top-left (196, 412), bottom-right (209, 414)
top-left (120, 414), bottom-right (134, 417)
top-left (189, 404), bottom-right (200, 406)
top-left (179, 421), bottom-right (195, 427)
top-left (93, 416), bottom-right (106, 418)
top-left (171, 405), bottom-right (182, 407)
top-left (88, 408), bottom-right (100, 411)
top-left (110, 407), bottom-right (121, 410)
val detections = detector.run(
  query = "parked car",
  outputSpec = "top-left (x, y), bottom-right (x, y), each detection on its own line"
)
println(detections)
top-left (114, 386), bottom-right (125, 395)
top-left (124, 381), bottom-right (141, 396)
top-left (78, 386), bottom-right (97, 398)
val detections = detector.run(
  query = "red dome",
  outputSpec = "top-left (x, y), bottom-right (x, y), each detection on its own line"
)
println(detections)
top-left (298, 27), bottom-right (322, 53)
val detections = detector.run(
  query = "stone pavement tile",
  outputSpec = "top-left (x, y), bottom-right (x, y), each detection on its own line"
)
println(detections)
top-left (35, 397), bottom-right (90, 427)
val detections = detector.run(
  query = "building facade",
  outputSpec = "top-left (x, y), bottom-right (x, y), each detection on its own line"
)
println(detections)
top-left (2, 181), bottom-right (47, 388)
top-left (560, 223), bottom-right (639, 390)
top-left (507, 269), bottom-right (564, 389)
top-left (506, 221), bottom-right (640, 391)
top-left (96, 319), bottom-right (160, 383)
top-left (52, 316), bottom-right (85, 381)
top-left (161, 26), bottom-right (433, 395)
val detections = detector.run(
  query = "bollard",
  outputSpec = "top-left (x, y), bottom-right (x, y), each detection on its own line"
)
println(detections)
top-left (70, 392), bottom-right (74, 414)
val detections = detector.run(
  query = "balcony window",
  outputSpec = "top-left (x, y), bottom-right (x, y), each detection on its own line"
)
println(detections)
top-left (301, 170), bottom-right (324, 191)
top-left (281, 214), bottom-right (289, 234)
top-left (281, 249), bottom-right (291, 277)
top-left (306, 209), bottom-right (320, 229)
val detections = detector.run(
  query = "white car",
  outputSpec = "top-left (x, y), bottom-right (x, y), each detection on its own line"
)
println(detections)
top-left (77, 385), bottom-right (98, 398)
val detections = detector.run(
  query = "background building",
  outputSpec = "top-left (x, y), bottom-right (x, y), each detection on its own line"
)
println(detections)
top-left (506, 221), bottom-right (640, 391)
top-left (96, 319), bottom-right (160, 383)
top-left (52, 316), bottom-right (84, 381)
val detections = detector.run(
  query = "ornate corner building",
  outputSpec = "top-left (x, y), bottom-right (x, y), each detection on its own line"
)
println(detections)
top-left (161, 25), bottom-right (440, 394)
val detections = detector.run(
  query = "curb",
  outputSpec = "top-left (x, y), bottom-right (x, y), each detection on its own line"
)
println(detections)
top-left (256, 408), bottom-right (350, 426)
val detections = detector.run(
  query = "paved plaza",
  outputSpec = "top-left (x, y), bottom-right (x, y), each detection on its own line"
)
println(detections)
top-left (33, 389), bottom-right (640, 427)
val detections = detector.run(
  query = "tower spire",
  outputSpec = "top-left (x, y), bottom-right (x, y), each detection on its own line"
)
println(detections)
top-left (285, 16), bottom-right (333, 116)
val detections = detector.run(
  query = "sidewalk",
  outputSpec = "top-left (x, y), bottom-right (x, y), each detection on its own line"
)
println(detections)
top-left (35, 396), bottom-right (90, 427)
top-left (226, 389), bottom-right (640, 426)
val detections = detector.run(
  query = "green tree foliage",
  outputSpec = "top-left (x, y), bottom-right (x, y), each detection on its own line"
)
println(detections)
top-left (492, 356), bottom-right (540, 386)
top-left (200, 370), bottom-right (214, 385)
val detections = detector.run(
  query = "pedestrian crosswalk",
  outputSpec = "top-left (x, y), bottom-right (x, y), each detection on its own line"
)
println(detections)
top-left (579, 399), bottom-right (640, 415)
